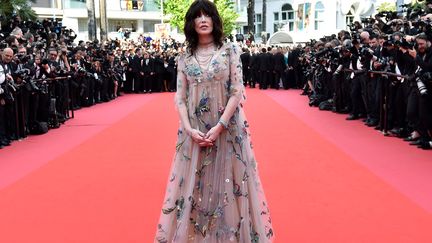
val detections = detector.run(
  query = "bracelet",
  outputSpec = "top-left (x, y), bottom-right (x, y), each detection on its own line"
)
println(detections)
top-left (218, 119), bottom-right (228, 129)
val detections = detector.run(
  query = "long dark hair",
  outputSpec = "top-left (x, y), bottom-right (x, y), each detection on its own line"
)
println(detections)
top-left (184, 0), bottom-right (224, 55)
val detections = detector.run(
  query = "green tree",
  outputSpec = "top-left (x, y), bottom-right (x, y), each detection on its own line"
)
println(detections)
top-left (214, 0), bottom-right (239, 35)
top-left (162, 0), bottom-right (239, 35)
top-left (377, 2), bottom-right (396, 12)
top-left (162, 0), bottom-right (193, 33)
top-left (0, 0), bottom-right (37, 21)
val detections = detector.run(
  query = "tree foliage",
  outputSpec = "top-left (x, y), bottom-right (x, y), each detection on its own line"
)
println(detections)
top-left (162, 0), bottom-right (239, 35)
top-left (377, 1), bottom-right (396, 13)
top-left (0, 0), bottom-right (37, 21)
top-left (162, 0), bottom-right (194, 33)
top-left (214, 0), bottom-right (239, 35)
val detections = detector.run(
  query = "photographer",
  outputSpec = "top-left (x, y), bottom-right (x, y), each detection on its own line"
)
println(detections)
top-left (364, 34), bottom-right (381, 127)
top-left (0, 48), bottom-right (18, 144)
top-left (333, 44), bottom-right (353, 113)
top-left (346, 36), bottom-right (367, 121)
top-left (0, 56), bottom-right (10, 148)
top-left (46, 48), bottom-right (68, 125)
top-left (411, 34), bottom-right (432, 148)
top-left (14, 45), bottom-right (34, 137)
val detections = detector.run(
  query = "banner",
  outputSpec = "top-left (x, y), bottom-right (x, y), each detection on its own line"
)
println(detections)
top-left (297, 2), bottom-right (311, 31)
top-left (304, 2), bottom-right (311, 29)
top-left (297, 3), bottom-right (304, 31)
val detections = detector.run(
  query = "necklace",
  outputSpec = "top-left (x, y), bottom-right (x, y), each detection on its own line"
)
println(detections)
top-left (194, 43), bottom-right (216, 70)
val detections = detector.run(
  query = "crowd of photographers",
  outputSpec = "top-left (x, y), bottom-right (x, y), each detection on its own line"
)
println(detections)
top-left (0, 17), bottom-right (181, 149)
top-left (265, 2), bottom-right (432, 150)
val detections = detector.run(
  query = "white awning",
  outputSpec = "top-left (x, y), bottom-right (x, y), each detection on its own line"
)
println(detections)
top-left (267, 31), bottom-right (294, 45)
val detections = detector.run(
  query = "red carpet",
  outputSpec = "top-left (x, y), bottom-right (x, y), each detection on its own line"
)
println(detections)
top-left (0, 89), bottom-right (431, 243)
top-left (264, 89), bottom-right (432, 213)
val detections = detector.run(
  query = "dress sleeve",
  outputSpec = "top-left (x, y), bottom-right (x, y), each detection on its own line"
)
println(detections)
top-left (228, 43), bottom-right (246, 105)
top-left (175, 54), bottom-right (188, 109)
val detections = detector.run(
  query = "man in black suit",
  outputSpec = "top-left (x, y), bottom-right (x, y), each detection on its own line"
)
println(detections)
top-left (153, 52), bottom-right (165, 92)
top-left (272, 47), bottom-right (286, 89)
top-left (166, 52), bottom-right (177, 92)
top-left (249, 47), bottom-right (260, 88)
top-left (289, 45), bottom-right (301, 88)
top-left (258, 48), bottom-right (272, 89)
top-left (124, 49), bottom-right (134, 93)
top-left (130, 48), bottom-right (143, 93)
top-left (141, 52), bottom-right (155, 93)
top-left (240, 47), bottom-right (251, 87)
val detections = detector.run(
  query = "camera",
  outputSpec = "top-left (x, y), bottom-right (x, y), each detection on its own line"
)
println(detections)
top-left (414, 67), bottom-right (431, 96)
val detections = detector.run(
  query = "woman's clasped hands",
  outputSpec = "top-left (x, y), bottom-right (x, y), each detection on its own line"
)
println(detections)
top-left (189, 123), bottom-right (223, 147)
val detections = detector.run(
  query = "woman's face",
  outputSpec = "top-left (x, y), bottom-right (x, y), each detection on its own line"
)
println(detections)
top-left (194, 11), bottom-right (213, 37)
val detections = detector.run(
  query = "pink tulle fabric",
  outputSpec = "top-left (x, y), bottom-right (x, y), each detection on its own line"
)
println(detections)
top-left (155, 43), bottom-right (274, 243)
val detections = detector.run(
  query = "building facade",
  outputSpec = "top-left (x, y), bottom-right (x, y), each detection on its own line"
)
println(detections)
top-left (236, 0), bottom-right (384, 44)
top-left (31, 0), bottom-right (163, 41)
top-left (31, 0), bottom-right (406, 43)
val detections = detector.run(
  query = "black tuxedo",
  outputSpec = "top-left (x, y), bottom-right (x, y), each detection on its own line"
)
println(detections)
top-left (131, 55), bottom-right (142, 93)
top-left (166, 56), bottom-right (177, 92)
top-left (272, 52), bottom-right (286, 89)
top-left (124, 55), bottom-right (134, 93)
top-left (153, 56), bottom-right (165, 92)
top-left (249, 53), bottom-right (260, 88)
top-left (289, 49), bottom-right (301, 87)
top-left (258, 52), bottom-right (272, 89)
top-left (240, 52), bottom-right (251, 86)
top-left (141, 58), bottom-right (155, 92)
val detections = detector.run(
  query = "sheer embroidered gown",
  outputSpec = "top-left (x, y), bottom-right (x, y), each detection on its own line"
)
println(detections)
top-left (155, 43), bottom-right (274, 243)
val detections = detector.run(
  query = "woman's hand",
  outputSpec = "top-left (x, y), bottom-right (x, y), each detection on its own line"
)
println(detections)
top-left (205, 124), bottom-right (224, 144)
top-left (189, 128), bottom-right (214, 147)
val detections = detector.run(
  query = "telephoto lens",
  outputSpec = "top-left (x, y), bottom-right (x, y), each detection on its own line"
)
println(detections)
top-left (417, 79), bottom-right (428, 96)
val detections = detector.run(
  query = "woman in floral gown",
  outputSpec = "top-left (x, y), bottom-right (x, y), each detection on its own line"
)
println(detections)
top-left (155, 0), bottom-right (274, 242)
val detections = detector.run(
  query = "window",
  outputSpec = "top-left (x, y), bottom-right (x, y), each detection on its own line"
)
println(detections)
top-left (64, 0), bottom-right (86, 9)
top-left (255, 14), bottom-right (262, 23)
top-left (143, 20), bottom-right (159, 32)
top-left (274, 4), bottom-right (295, 32)
top-left (289, 22), bottom-right (294, 31)
top-left (31, 0), bottom-right (52, 8)
top-left (274, 23), bottom-right (284, 32)
top-left (78, 18), bottom-right (88, 32)
top-left (109, 20), bottom-right (137, 32)
top-left (255, 14), bottom-right (262, 37)
top-left (274, 12), bottom-right (279, 21)
top-left (143, 0), bottom-right (159, 11)
top-left (243, 26), bottom-right (249, 34)
top-left (314, 1), bottom-right (324, 30)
